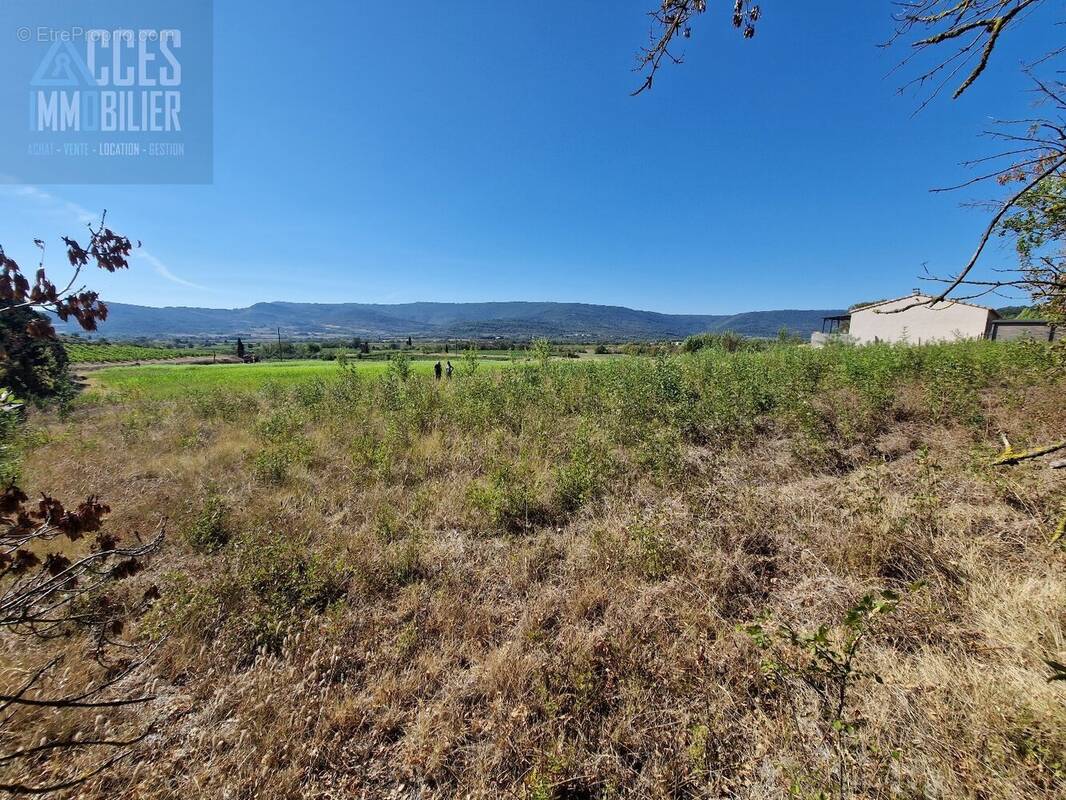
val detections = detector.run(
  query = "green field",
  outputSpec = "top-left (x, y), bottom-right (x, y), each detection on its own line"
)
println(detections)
top-left (64, 342), bottom-right (219, 364)
top-left (88, 357), bottom-right (512, 399)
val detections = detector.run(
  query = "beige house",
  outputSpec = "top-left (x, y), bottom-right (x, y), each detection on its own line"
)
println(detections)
top-left (847, 294), bottom-right (998, 344)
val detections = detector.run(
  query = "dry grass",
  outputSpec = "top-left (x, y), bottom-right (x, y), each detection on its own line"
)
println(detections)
top-left (4, 344), bottom-right (1065, 798)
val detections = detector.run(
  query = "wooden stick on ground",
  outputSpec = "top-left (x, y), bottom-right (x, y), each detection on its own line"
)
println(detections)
top-left (993, 439), bottom-right (1066, 466)
top-left (1052, 511), bottom-right (1066, 545)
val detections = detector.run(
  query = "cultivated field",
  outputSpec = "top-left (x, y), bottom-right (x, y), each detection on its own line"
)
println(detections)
top-left (7, 340), bottom-right (1065, 798)
top-left (63, 342), bottom-right (223, 364)
top-left (86, 357), bottom-right (512, 400)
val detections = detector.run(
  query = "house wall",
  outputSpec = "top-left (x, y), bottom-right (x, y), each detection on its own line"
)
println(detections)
top-left (848, 296), bottom-right (993, 344)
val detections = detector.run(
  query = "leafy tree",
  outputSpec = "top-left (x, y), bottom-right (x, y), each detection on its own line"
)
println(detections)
top-left (0, 213), bottom-right (131, 402)
top-left (999, 174), bottom-right (1066, 320)
top-left (530, 338), bottom-right (553, 366)
top-left (0, 304), bottom-right (70, 401)
top-left (236, 336), bottom-right (246, 359)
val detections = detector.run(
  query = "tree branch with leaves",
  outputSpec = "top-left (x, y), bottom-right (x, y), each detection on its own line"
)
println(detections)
top-left (0, 215), bottom-right (164, 795)
top-left (633, 1), bottom-right (760, 95)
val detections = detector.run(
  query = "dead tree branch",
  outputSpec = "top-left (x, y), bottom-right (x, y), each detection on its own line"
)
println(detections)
top-left (994, 434), bottom-right (1066, 465)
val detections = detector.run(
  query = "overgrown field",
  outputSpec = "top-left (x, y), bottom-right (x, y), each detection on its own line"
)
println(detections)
top-left (8, 341), bottom-right (1066, 798)
top-left (63, 342), bottom-right (219, 364)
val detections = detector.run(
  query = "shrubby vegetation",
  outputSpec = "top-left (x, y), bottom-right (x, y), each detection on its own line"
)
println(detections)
top-left (10, 339), bottom-right (1066, 796)
top-left (682, 330), bottom-right (764, 353)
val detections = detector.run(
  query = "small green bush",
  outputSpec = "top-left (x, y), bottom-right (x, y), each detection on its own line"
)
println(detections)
top-left (184, 493), bottom-right (230, 553)
top-left (630, 523), bottom-right (680, 580)
top-left (234, 534), bottom-right (349, 656)
top-left (253, 446), bottom-right (297, 484)
top-left (467, 461), bottom-right (541, 531)
top-left (554, 434), bottom-right (613, 513)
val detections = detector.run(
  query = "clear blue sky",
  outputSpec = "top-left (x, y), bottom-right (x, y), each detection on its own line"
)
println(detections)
top-left (0, 1), bottom-right (1059, 313)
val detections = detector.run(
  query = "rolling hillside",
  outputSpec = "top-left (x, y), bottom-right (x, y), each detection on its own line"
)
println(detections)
top-left (59, 301), bottom-right (844, 340)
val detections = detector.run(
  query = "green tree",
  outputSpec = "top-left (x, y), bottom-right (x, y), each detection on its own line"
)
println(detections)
top-left (459, 347), bottom-right (479, 377)
top-left (530, 337), bottom-right (553, 366)
top-left (387, 350), bottom-right (411, 381)
top-left (999, 174), bottom-right (1066, 320)
top-left (0, 304), bottom-right (70, 401)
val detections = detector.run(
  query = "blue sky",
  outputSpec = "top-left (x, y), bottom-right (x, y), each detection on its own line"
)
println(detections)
top-left (0, 1), bottom-right (1059, 314)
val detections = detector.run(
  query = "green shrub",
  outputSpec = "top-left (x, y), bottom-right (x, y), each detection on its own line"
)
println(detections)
top-left (252, 404), bottom-right (312, 483)
top-left (184, 493), bottom-right (230, 552)
top-left (386, 351), bottom-right (411, 382)
top-left (253, 446), bottom-right (300, 484)
top-left (372, 504), bottom-right (404, 542)
top-left (630, 523), bottom-right (680, 580)
top-left (531, 338), bottom-right (553, 366)
top-left (467, 461), bottom-right (541, 531)
top-left (241, 536), bottom-right (347, 613)
top-left (635, 427), bottom-right (685, 483)
top-left (189, 387), bottom-right (251, 422)
top-left (554, 433), bottom-right (613, 513)
top-left (234, 534), bottom-right (349, 655)
top-left (682, 330), bottom-right (764, 354)
top-left (255, 406), bottom-right (307, 441)
top-left (743, 588), bottom-right (909, 798)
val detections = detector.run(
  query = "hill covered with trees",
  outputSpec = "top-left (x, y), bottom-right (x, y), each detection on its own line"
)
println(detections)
top-left (55, 300), bottom-right (844, 341)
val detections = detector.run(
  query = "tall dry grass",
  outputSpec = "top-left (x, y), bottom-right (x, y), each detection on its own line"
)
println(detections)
top-left (3, 341), bottom-right (1065, 798)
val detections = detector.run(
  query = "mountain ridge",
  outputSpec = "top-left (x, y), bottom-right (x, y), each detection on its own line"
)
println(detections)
top-left (59, 301), bottom-right (846, 341)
